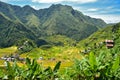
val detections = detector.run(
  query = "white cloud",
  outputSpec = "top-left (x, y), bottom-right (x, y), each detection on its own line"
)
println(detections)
top-left (87, 8), bottom-right (98, 11)
top-left (78, 7), bottom-right (120, 23)
top-left (88, 14), bottom-right (120, 23)
top-left (32, 0), bottom-right (97, 3)
top-left (68, 0), bottom-right (97, 3)
top-left (32, 0), bottom-right (63, 3)
top-left (73, 6), bottom-right (84, 11)
top-left (31, 6), bottom-right (39, 10)
top-left (31, 4), bottom-right (51, 10)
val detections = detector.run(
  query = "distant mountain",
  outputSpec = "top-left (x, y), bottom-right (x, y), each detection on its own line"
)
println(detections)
top-left (0, 1), bottom-right (107, 47)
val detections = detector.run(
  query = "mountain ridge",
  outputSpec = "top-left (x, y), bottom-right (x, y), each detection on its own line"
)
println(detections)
top-left (0, 1), bottom-right (107, 47)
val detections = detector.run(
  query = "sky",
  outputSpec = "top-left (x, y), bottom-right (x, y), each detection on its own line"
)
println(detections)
top-left (0, 0), bottom-right (120, 23)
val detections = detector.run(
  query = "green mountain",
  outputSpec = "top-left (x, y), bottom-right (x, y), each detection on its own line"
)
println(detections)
top-left (0, 1), bottom-right (107, 47)
top-left (0, 13), bottom-right (36, 47)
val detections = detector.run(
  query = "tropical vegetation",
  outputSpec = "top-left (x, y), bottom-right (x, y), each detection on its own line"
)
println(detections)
top-left (0, 1), bottom-right (120, 80)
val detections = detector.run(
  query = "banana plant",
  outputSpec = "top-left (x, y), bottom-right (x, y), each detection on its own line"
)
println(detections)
top-left (2, 58), bottom-right (61, 80)
top-left (21, 58), bottom-right (42, 79)
top-left (71, 51), bottom-right (120, 80)
top-left (40, 61), bottom-right (61, 80)
top-left (22, 58), bottom-right (61, 80)
top-left (3, 61), bottom-right (22, 80)
top-left (0, 68), bottom-right (5, 79)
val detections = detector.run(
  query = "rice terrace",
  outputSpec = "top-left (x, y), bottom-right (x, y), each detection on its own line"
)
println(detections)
top-left (0, 0), bottom-right (120, 80)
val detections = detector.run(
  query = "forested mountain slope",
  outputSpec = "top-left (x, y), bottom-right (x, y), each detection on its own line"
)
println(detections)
top-left (0, 1), bottom-right (106, 47)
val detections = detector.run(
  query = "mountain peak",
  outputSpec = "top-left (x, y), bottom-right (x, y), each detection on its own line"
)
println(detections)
top-left (51, 4), bottom-right (63, 7)
top-left (50, 4), bottom-right (72, 8)
top-left (23, 5), bottom-right (34, 10)
top-left (49, 4), bottom-right (73, 10)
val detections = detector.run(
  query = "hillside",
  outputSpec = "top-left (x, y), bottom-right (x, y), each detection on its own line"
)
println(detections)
top-left (0, 1), bottom-right (106, 47)
top-left (0, 13), bottom-right (37, 47)
top-left (78, 22), bottom-right (120, 54)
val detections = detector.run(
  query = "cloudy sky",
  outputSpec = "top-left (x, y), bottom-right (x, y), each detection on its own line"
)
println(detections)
top-left (0, 0), bottom-right (120, 23)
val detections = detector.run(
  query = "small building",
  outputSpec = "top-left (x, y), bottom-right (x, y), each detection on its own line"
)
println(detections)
top-left (105, 40), bottom-right (114, 48)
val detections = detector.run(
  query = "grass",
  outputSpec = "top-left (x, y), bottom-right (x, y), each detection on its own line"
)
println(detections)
top-left (0, 46), bottom-right (17, 57)
top-left (0, 60), bottom-right (5, 65)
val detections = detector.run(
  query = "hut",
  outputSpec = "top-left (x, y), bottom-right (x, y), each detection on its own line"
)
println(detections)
top-left (105, 40), bottom-right (114, 48)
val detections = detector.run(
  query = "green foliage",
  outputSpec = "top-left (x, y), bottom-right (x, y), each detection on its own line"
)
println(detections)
top-left (112, 56), bottom-right (119, 73)
top-left (0, 58), bottom-right (61, 80)
top-left (0, 13), bottom-right (36, 48)
top-left (36, 39), bottom-right (48, 47)
top-left (65, 51), bottom-right (120, 80)
top-left (5, 61), bottom-right (20, 79)
top-left (53, 61), bottom-right (61, 73)
top-left (23, 58), bottom-right (42, 79)
top-left (89, 52), bottom-right (97, 70)
top-left (17, 39), bottom-right (36, 53)
top-left (0, 68), bottom-right (5, 79)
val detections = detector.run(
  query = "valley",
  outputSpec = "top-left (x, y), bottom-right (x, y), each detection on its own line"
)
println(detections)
top-left (0, 1), bottom-right (120, 80)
